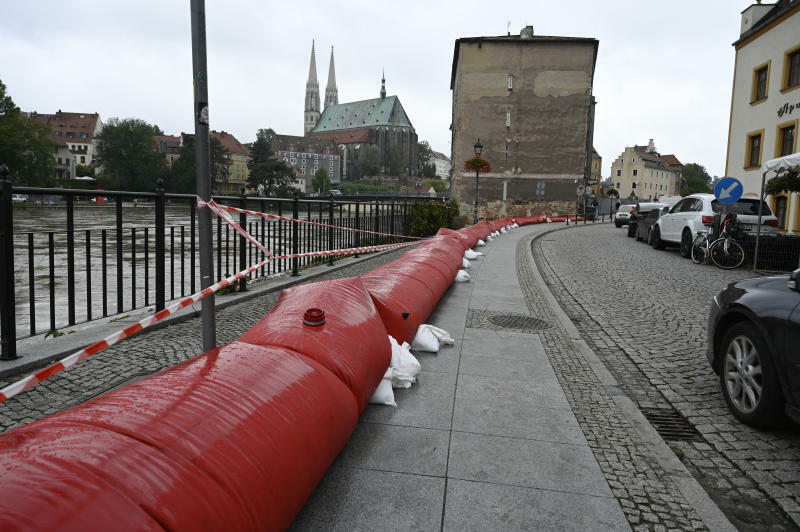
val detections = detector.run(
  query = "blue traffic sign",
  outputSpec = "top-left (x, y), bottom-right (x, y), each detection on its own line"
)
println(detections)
top-left (714, 177), bottom-right (743, 204)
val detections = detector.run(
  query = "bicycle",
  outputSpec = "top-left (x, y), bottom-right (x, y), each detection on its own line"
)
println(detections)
top-left (690, 214), bottom-right (745, 269)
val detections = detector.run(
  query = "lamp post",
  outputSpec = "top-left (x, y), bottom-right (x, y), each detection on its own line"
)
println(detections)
top-left (473, 138), bottom-right (483, 225)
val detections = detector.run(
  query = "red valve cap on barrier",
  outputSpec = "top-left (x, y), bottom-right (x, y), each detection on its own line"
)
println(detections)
top-left (0, 341), bottom-right (359, 531)
top-left (240, 277), bottom-right (391, 412)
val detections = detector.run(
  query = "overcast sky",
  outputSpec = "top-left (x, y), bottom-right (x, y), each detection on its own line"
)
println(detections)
top-left (3, 0), bottom-right (753, 179)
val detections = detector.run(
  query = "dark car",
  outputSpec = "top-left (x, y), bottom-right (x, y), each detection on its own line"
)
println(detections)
top-left (707, 269), bottom-right (800, 427)
top-left (627, 202), bottom-right (667, 238)
top-left (635, 206), bottom-right (670, 243)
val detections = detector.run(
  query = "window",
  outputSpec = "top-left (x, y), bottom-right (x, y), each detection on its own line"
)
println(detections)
top-left (775, 196), bottom-right (788, 229)
top-left (633, 169), bottom-right (638, 176)
top-left (507, 74), bottom-right (513, 90)
top-left (745, 130), bottom-right (764, 169)
top-left (80, 132), bottom-right (88, 139)
top-left (535, 181), bottom-right (545, 196)
top-left (505, 108), bottom-right (511, 128)
top-left (616, 169), bottom-right (621, 177)
top-left (751, 61), bottom-right (770, 103)
top-left (616, 182), bottom-right (620, 189)
top-left (80, 156), bottom-right (85, 163)
top-left (782, 45), bottom-right (800, 92)
top-left (632, 182), bottom-right (637, 189)
top-left (776, 120), bottom-right (797, 157)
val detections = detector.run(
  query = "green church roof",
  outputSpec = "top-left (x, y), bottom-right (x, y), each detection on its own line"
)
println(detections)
top-left (311, 95), bottom-right (414, 133)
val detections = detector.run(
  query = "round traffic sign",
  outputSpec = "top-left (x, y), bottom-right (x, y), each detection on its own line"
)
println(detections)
top-left (714, 177), bottom-right (743, 204)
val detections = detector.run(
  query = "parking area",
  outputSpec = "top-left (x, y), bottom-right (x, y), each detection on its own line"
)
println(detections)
top-left (535, 222), bottom-right (800, 530)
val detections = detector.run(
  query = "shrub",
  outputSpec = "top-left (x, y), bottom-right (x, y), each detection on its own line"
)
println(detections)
top-left (409, 200), bottom-right (460, 237)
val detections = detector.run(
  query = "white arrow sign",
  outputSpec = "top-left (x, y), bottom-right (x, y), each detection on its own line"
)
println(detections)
top-left (718, 182), bottom-right (739, 200)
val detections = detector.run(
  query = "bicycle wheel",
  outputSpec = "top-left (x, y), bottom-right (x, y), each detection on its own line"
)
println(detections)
top-left (691, 234), bottom-right (708, 264)
top-left (710, 238), bottom-right (745, 269)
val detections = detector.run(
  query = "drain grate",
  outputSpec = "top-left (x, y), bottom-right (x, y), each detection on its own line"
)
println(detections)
top-left (640, 408), bottom-right (703, 442)
top-left (488, 314), bottom-right (551, 331)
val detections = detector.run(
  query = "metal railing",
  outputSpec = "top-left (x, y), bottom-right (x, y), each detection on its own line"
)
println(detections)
top-left (0, 183), bottom-right (437, 360)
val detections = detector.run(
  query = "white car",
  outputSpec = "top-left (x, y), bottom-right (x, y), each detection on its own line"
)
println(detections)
top-left (614, 205), bottom-right (635, 228)
top-left (650, 193), bottom-right (779, 257)
top-left (11, 194), bottom-right (28, 203)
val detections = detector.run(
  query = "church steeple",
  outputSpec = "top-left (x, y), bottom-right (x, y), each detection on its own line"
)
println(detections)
top-left (324, 46), bottom-right (339, 110)
top-left (304, 40), bottom-right (321, 135)
top-left (380, 70), bottom-right (386, 100)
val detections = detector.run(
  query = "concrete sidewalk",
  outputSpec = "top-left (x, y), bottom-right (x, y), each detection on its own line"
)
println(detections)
top-left (292, 225), bottom-right (629, 531)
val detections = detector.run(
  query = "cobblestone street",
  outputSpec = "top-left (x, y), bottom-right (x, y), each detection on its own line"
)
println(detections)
top-left (534, 222), bottom-right (800, 531)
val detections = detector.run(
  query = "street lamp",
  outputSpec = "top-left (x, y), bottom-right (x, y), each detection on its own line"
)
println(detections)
top-left (473, 138), bottom-right (483, 224)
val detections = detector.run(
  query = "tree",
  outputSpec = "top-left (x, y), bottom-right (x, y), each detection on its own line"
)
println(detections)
top-left (168, 134), bottom-right (230, 194)
top-left (96, 118), bottom-right (167, 191)
top-left (422, 164), bottom-right (437, 178)
top-left (75, 164), bottom-right (94, 178)
top-left (682, 163), bottom-right (712, 196)
top-left (421, 178), bottom-right (446, 193)
top-left (418, 140), bottom-right (437, 177)
top-left (152, 124), bottom-right (165, 135)
top-left (312, 167), bottom-right (331, 194)
top-left (247, 128), bottom-right (295, 197)
top-left (765, 169), bottom-right (800, 196)
top-left (0, 79), bottom-right (55, 186)
top-left (358, 149), bottom-right (380, 176)
top-left (387, 146), bottom-right (405, 175)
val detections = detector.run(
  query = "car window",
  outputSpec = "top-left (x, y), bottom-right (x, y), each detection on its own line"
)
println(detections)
top-left (692, 199), bottom-right (705, 212)
top-left (711, 199), bottom-right (773, 216)
top-left (669, 199), bottom-right (687, 214)
top-left (646, 210), bottom-right (659, 221)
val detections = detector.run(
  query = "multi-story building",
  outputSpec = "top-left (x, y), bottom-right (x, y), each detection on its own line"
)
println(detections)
top-left (724, 0), bottom-right (800, 232)
top-left (610, 140), bottom-right (683, 201)
top-left (210, 130), bottom-right (251, 195)
top-left (430, 150), bottom-right (451, 179)
top-left (450, 26), bottom-right (598, 214)
top-left (26, 110), bottom-right (102, 179)
top-left (154, 135), bottom-right (181, 166)
top-left (590, 148), bottom-right (602, 196)
top-left (272, 134), bottom-right (341, 193)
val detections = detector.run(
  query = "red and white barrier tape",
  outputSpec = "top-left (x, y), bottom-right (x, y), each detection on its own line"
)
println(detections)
top-left (199, 199), bottom-right (274, 258)
top-left (203, 198), bottom-right (422, 241)
top-left (0, 239), bottom-right (419, 404)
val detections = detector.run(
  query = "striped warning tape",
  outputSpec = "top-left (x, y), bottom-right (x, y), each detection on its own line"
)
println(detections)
top-left (0, 239), bottom-right (419, 404)
top-left (205, 198), bottom-right (423, 241)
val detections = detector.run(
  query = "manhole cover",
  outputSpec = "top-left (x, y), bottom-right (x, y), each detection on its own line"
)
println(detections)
top-left (640, 408), bottom-right (703, 442)
top-left (488, 314), bottom-right (551, 331)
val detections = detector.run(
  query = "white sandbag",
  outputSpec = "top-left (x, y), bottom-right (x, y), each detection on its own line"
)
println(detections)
top-left (476, 239), bottom-right (486, 247)
top-left (411, 324), bottom-right (455, 353)
top-left (462, 257), bottom-right (470, 269)
top-left (454, 269), bottom-right (470, 283)
top-left (501, 227), bottom-right (507, 233)
top-left (464, 249), bottom-right (481, 260)
top-left (546, 217), bottom-right (553, 223)
top-left (369, 367), bottom-right (396, 406)
top-left (389, 336), bottom-right (421, 389)
top-left (486, 235), bottom-right (493, 241)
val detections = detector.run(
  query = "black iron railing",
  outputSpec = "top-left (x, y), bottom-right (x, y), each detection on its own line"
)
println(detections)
top-left (0, 184), bottom-right (440, 359)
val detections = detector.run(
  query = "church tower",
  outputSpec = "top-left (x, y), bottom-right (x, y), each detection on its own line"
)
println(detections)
top-left (304, 40), bottom-right (321, 135)
top-left (324, 46), bottom-right (339, 110)
top-left (380, 71), bottom-right (386, 100)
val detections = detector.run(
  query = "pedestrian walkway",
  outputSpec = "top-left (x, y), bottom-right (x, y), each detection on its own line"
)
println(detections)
top-left (292, 225), bottom-right (630, 531)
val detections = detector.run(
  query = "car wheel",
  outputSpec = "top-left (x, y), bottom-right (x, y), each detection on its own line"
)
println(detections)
top-left (679, 229), bottom-right (692, 258)
top-left (615, 221), bottom-right (622, 228)
top-left (646, 229), bottom-right (653, 245)
top-left (651, 226), bottom-right (666, 250)
top-left (635, 229), bottom-right (643, 242)
top-left (719, 321), bottom-right (786, 427)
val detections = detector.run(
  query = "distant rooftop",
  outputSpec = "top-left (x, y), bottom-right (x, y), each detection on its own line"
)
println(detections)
top-left (311, 95), bottom-right (413, 133)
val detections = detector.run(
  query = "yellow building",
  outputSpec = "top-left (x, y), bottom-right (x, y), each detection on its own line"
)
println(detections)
top-left (211, 131), bottom-right (251, 195)
top-left (590, 148), bottom-right (602, 196)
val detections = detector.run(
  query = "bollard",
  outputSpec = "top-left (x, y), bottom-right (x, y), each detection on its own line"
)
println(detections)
top-left (0, 165), bottom-right (17, 360)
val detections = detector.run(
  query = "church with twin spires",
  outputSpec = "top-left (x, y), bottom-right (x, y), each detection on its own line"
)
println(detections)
top-left (303, 41), bottom-right (418, 179)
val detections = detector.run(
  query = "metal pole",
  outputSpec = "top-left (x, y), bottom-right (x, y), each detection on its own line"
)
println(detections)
top-left (190, 0), bottom-right (216, 351)
top-left (292, 193), bottom-right (299, 276)
top-left (328, 194), bottom-right (335, 266)
top-left (473, 169), bottom-right (479, 224)
top-left (753, 171), bottom-right (767, 272)
top-left (0, 166), bottom-right (17, 360)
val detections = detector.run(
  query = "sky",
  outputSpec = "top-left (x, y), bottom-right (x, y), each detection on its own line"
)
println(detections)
top-left (2, 0), bottom-right (754, 179)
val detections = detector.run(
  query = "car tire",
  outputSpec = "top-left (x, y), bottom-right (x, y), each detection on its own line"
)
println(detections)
top-left (615, 221), bottom-right (622, 228)
top-left (679, 229), bottom-right (692, 258)
top-left (646, 229), bottom-right (653, 246)
top-left (635, 229), bottom-right (643, 242)
top-left (719, 321), bottom-right (786, 428)
top-left (651, 226), bottom-right (666, 250)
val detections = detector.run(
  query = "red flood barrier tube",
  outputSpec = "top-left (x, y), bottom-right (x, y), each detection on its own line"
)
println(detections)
top-left (361, 271), bottom-right (437, 344)
top-left (0, 341), bottom-right (358, 531)
top-left (436, 227), bottom-right (473, 250)
top-left (240, 277), bottom-right (390, 412)
top-left (368, 261), bottom-right (451, 302)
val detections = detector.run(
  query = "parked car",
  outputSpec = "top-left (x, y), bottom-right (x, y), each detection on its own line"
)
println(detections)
top-left (636, 206), bottom-right (670, 243)
top-left (11, 194), bottom-right (28, 203)
top-left (707, 268), bottom-right (800, 427)
top-left (650, 193), bottom-right (779, 257)
top-left (627, 202), bottom-right (667, 238)
top-left (329, 189), bottom-right (343, 196)
top-left (614, 205), bottom-right (635, 228)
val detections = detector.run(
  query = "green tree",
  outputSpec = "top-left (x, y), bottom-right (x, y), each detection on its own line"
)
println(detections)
top-left (247, 128), bottom-right (295, 197)
top-left (421, 178), bottom-right (446, 193)
top-left (152, 124), bottom-right (165, 135)
top-left (765, 170), bottom-right (800, 196)
top-left (422, 164), bottom-right (437, 178)
top-left (0, 79), bottom-right (55, 186)
top-left (168, 134), bottom-right (230, 194)
top-left (75, 164), bottom-right (94, 178)
top-left (96, 118), bottom-right (167, 191)
top-left (358, 149), bottom-right (380, 176)
top-left (682, 163), bottom-right (712, 196)
top-left (312, 167), bottom-right (331, 194)
top-left (387, 146), bottom-right (405, 175)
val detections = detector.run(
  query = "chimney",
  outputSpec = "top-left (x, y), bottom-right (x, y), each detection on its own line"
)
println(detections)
top-left (740, 2), bottom-right (774, 35)
top-left (520, 26), bottom-right (534, 39)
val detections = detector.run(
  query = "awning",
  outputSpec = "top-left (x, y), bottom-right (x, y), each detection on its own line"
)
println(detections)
top-left (762, 151), bottom-right (800, 173)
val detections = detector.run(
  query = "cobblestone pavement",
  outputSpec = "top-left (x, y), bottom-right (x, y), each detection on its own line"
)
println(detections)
top-left (516, 230), bottom-right (708, 531)
top-left (533, 223), bottom-right (800, 531)
top-left (0, 248), bottom-right (410, 433)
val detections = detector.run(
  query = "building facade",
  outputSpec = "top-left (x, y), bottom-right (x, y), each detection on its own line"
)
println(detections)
top-left (211, 130), bottom-right (251, 195)
top-left (725, 0), bottom-right (800, 232)
top-left (26, 110), bottom-right (102, 179)
top-left (450, 27), bottom-right (598, 215)
top-left (610, 140), bottom-right (683, 201)
top-left (154, 135), bottom-right (181, 166)
top-left (304, 41), bottom-right (322, 135)
top-left (431, 150), bottom-right (451, 179)
top-left (272, 134), bottom-right (341, 193)
top-left (590, 148), bottom-right (602, 196)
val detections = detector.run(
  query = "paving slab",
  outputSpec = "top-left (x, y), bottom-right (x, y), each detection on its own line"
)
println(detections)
top-left (443, 479), bottom-right (628, 532)
top-left (360, 370), bottom-right (456, 430)
top-left (455, 373), bottom-right (570, 410)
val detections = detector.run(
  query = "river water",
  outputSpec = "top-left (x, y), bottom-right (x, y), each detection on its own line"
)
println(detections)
top-left (11, 203), bottom-right (385, 338)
